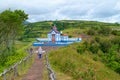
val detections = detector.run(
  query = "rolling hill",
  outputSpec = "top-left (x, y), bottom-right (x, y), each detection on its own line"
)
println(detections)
top-left (22, 20), bottom-right (120, 80)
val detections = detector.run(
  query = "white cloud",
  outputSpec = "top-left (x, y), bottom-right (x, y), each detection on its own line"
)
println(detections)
top-left (0, 0), bottom-right (120, 23)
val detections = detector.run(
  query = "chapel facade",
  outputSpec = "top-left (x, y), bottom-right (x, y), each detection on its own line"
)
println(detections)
top-left (48, 25), bottom-right (68, 42)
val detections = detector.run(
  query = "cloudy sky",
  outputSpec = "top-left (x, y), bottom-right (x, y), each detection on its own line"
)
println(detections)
top-left (0, 0), bottom-right (120, 23)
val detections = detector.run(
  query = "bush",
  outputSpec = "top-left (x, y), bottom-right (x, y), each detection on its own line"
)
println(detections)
top-left (95, 36), bottom-right (100, 43)
top-left (77, 45), bottom-right (86, 54)
top-left (115, 67), bottom-right (120, 74)
top-left (87, 29), bottom-right (96, 35)
top-left (93, 56), bottom-right (98, 61)
top-left (107, 61), bottom-right (120, 70)
top-left (89, 43), bottom-right (99, 54)
top-left (99, 39), bottom-right (112, 53)
top-left (98, 27), bottom-right (111, 35)
top-left (112, 30), bottom-right (120, 36)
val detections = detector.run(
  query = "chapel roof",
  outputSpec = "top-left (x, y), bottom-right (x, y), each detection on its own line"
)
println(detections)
top-left (48, 25), bottom-right (60, 34)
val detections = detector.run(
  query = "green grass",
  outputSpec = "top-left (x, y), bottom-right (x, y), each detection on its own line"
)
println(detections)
top-left (48, 43), bottom-right (120, 80)
top-left (63, 28), bottom-right (87, 37)
top-left (0, 40), bottom-right (35, 80)
top-left (43, 53), bottom-right (49, 80)
top-left (0, 41), bottom-right (32, 73)
top-left (16, 54), bottom-right (35, 80)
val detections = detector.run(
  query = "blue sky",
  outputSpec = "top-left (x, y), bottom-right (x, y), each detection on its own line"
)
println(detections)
top-left (0, 0), bottom-right (120, 23)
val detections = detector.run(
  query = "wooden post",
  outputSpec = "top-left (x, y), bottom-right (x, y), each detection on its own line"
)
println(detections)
top-left (3, 73), bottom-right (6, 80)
top-left (14, 63), bottom-right (19, 78)
top-left (9, 69), bottom-right (12, 80)
top-left (19, 60), bottom-right (23, 75)
top-left (24, 58), bottom-right (27, 69)
top-left (8, 67), bottom-right (12, 80)
top-left (3, 69), bottom-right (7, 80)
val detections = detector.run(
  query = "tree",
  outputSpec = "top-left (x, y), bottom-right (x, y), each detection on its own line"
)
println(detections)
top-left (0, 9), bottom-right (28, 65)
top-left (0, 9), bottom-right (28, 49)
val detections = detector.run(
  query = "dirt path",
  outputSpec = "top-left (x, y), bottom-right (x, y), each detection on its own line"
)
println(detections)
top-left (22, 54), bottom-right (45, 80)
top-left (21, 47), bottom-right (60, 80)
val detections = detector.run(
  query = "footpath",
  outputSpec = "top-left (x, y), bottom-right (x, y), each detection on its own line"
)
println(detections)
top-left (22, 46), bottom-right (58, 80)
top-left (22, 53), bottom-right (45, 80)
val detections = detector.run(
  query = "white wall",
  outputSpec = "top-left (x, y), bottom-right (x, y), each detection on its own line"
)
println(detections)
top-left (48, 31), bottom-right (61, 42)
top-left (48, 34), bottom-right (52, 41)
top-left (55, 33), bottom-right (61, 41)
top-left (61, 36), bottom-right (68, 41)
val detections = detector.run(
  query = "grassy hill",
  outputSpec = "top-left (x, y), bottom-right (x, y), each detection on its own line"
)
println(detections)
top-left (22, 20), bottom-right (120, 39)
top-left (21, 20), bottom-right (120, 80)
top-left (48, 43), bottom-right (120, 80)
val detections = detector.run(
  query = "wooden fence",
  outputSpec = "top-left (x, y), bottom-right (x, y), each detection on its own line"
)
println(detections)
top-left (0, 48), bottom-right (34, 80)
top-left (45, 49), bottom-right (56, 80)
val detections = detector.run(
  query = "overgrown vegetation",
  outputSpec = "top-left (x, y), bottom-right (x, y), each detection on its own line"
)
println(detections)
top-left (49, 43), bottom-right (120, 80)
top-left (24, 20), bottom-right (120, 77)
top-left (0, 9), bottom-right (28, 72)
top-left (16, 20), bottom-right (120, 79)
top-left (46, 20), bottom-right (120, 80)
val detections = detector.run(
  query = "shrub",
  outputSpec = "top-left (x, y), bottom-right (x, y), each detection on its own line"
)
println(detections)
top-left (112, 30), bottom-right (120, 36)
top-left (115, 67), bottom-right (120, 74)
top-left (95, 36), bottom-right (100, 43)
top-left (98, 26), bottom-right (111, 35)
top-left (77, 45), bottom-right (86, 54)
top-left (99, 39), bottom-right (112, 53)
top-left (89, 43), bottom-right (99, 54)
top-left (87, 28), bottom-right (96, 35)
top-left (93, 56), bottom-right (98, 61)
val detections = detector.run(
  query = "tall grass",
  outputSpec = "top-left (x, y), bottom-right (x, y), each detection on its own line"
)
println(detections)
top-left (0, 41), bottom-right (32, 73)
top-left (48, 43), bottom-right (120, 80)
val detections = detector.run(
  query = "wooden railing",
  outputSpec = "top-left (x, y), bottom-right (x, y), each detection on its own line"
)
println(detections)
top-left (0, 48), bottom-right (34, 80)
top-left (46, 50), bottom-right (56, 80)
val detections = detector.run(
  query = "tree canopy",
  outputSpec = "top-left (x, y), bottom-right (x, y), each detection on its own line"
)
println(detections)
top-left (0, 9), bottom-right (28, 65)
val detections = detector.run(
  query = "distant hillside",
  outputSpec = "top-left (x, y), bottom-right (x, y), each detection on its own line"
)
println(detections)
top-left (31, 20), bottom-right (120, 30)
top-left (21, 20), bottom-right (120, 41)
